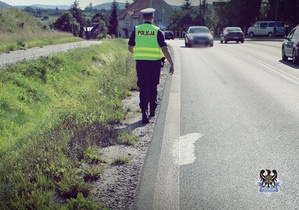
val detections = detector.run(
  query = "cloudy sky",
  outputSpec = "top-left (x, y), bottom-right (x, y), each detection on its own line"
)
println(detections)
top-left (6, 0), bottom-right (214, 8)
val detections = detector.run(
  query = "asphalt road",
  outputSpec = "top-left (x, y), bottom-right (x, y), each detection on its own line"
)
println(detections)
top-left (133, 39), bottom-right (299, 209)
top-left (0, 40), bottom-right (102, 67)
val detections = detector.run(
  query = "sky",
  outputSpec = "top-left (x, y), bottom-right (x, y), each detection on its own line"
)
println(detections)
top-left (6, 0), bottom-right (214, 8)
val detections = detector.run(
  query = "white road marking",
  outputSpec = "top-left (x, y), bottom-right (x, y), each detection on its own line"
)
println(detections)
top-left (172, 133), bottom-right (203, 166)
top-left (236, 52), bottom-right (299, 85)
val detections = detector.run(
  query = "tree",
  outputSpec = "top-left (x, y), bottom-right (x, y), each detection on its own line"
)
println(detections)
top-left (259, 0), bottom-right (270, 20)
top-left (125, 1), bottom-right (130, 9)
top-left (168, 0), bottom-right (195, 31)
top-left (212, 1), bottom-right (230, 31)
top-left (97, 19), bottom-right (109, 39)
top-left (199, 0), bottom-right (208, 20)
top-left (53, 11), bottom-right (80, 36)
top-left (279, 0), bottom-right (299, 30)
top-left (108, 0), bottom-right (119, 37)
top-left (193, 12), bottom-right (205, 26)
top-left (85, 3), bottom-right (93, 13)
top-left (199, 0), bottom-right (208, 16)
top-left (70, 0), bottom-right (86, 27)
top-left (92, 13), bottom-right (104, 23)
top-left (226, 0), bottom-right (261, 29)
top-left (168, 10), bottom-right (183, 31)
top-left (168, 0), bottom-right (214, 31)
top-left (168, 9), bottom-right (193, 31)
top-left (179, 11), bottom-right (193, 30)
top-left (181, 0), bottom-right (194, 11)
top-left (257, 0), bottom-right (298, 31)
top-left (196, 0), bottom-right (211, 27)
top-left (23, 6), bottom-right (35, 14)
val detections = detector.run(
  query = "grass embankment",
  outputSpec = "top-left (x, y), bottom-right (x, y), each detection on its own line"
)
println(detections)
top-left (0, 8), bottom-right (82, 53)
top-left (0, 39), bottom-right (138, 209)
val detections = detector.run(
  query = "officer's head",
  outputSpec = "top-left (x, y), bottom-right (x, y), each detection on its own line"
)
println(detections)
top-left (141, 8), bottom-right (155, 22)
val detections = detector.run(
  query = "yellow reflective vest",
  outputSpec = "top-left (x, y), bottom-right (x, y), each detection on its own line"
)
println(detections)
top-left (134, 24), bottom-right (164, 61)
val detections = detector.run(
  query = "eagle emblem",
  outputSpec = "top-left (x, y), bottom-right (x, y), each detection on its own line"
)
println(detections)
top-left (259, 169), bottom-right (279, 192)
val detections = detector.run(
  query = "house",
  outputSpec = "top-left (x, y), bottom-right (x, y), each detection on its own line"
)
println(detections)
top-left (82, 23), bottom-right (101, 39)
top-left (118, 0), bottom-right (173, 38)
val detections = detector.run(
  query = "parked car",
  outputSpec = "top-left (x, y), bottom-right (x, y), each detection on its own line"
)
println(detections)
top-left (282, 25), bottom-right (299, 64)
top-left (220, 27), bottom-right (244, 43)
top-left (247, 21), bottom-right (285, 37)
top-left (163, 30), bottom-right (174, 40)
top-left (185, 26), bottom-right (214, 47)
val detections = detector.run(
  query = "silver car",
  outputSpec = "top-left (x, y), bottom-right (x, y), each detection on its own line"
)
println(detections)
top-left (185, 26), bottom-right (214, 47)
top-left (282, 25), bottom-right (299, 65)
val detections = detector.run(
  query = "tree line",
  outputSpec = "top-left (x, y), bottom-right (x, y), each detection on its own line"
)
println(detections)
top-left (23, 0), bottom-right (299, 38)
top-left (168, 0), bottom-right (299, 34)
top-left (52, 0), bottom-right (122, 39)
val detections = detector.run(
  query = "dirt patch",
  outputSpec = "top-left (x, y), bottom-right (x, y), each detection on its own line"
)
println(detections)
top-left (90, 64), bottom-right (169, 209)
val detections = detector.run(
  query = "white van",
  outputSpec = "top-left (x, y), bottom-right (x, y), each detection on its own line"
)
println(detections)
top-left (247, 21), bottom-right (285, 37)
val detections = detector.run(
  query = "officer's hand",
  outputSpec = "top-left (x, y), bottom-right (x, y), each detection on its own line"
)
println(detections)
top-left (169, 65), bottom-right (174, 75)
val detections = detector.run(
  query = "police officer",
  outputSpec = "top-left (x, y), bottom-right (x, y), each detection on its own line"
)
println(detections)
top-left (128, 8), bottom-right (174, 124)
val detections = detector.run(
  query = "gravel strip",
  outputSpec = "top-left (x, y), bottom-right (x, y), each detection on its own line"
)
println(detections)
top-left (90, 64), bottom-right (169, 209)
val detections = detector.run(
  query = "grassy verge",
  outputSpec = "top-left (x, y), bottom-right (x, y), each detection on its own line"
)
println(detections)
top-left (0, 8), bottom-right (82, 53)
top-left (0, 39), bottom-right (138, 209)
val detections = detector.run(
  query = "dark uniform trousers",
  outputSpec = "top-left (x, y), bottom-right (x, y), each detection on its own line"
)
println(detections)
top-left (136, 60), bottom-right (161, 113)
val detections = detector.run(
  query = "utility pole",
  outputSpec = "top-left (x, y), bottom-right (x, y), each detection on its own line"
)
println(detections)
top-left (71, 18), bottom-right (74, 36)
top-left (199, 0), bottom-right (202, 15)
top-left (274, 0), bottom-right (279, 36)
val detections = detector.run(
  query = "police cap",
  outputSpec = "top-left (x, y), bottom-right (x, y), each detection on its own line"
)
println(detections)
top-left (141, 8), bottom-right (155, 16)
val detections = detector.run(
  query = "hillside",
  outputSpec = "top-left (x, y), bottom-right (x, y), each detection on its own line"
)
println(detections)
top-left (0, 8), bottom-right (81, 53)
top-left (0, 1), bottom-right (10, 8)
top-left (14, 2), bottom-right (127, 10)
top-left (94, 2), bottom-right (126, 10)
top-left (0, 7), bottom-right (44, 33)
top-left (19, 4), bottom-right (70, 10)
top-left (3, 1), bottom-right (179, 11)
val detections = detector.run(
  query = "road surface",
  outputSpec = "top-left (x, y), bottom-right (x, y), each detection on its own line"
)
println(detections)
top-left (0, 40), bottom-right (101, 67)
top-left (133, 39), bottom-right (299, 209)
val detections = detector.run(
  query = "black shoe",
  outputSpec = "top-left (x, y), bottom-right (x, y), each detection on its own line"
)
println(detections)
top-left (142, 111), bottom-right (149, 124)
top-left (150, 109), bottom-right (155, 117)
top-left (150, 105), bottom-right (157, 117)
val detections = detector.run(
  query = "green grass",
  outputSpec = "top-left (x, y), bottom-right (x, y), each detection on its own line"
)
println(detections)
top-left (0, 8), bottom-right (82, 53)
top-left (0, 39), bottom-right (138, 209)
top-left (117, 131), bottom-right (139, 145)
top-left (111, 157), bottom-right (132, 166)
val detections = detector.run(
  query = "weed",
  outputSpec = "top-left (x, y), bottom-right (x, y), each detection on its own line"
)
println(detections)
top-left (66, 193), bottom-right (108, 210)
top-left (82, 166), bottom-right (103, 182)
top-left (84, 146), bottom-right (108, 164)
top-left (117, 131), bottom-right (139, 145)
top-left (56, 170), bottom-right (91, 199)
top-left (111, 156), bottom-right (132, 166)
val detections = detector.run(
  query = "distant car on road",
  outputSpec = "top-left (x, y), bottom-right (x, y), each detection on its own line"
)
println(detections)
top-left (185, 26), bottom-right (214, 47)
top-left (163, 31), bottom-right (174, 40)
top-left (247, 21), bottom-right (285, 37)
top-left (282, 25), bottom-right (299, 64)
top-left (220, 27), bottom-right (244, 44)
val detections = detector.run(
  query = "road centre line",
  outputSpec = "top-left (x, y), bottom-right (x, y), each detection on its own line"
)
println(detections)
top-left (235, 52), bottom-right (299, 85)
top-left (153, 43), bottom-right (181, 209)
